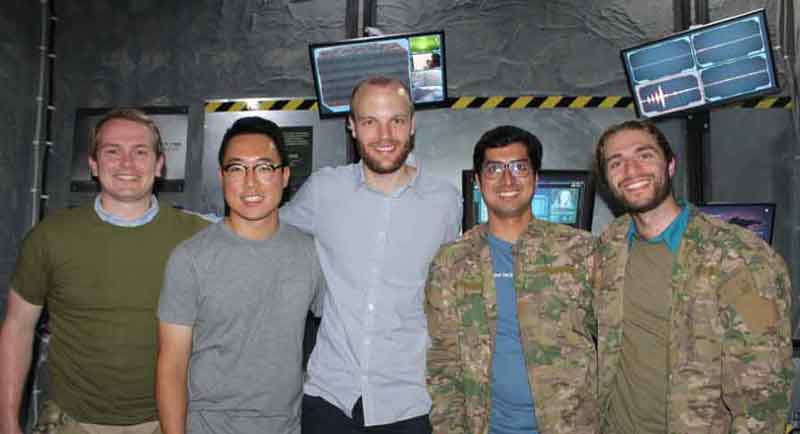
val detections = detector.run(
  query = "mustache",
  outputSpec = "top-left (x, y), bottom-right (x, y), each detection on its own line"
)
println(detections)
top-left (618, 174), bottom-right (653, 186)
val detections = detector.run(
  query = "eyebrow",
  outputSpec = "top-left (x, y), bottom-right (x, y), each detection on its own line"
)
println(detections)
top-left (605, 144), bottom-right (659, 161)
top-left (99, 143), bottom-right (151, 149)
top-left (485, 158), bottom-right (528, 164)
top-left (222, 157), bottom-right (276, 164)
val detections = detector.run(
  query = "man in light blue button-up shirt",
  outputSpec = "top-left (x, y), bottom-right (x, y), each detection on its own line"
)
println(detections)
top-left (281, 76), bottom-right (461, 434)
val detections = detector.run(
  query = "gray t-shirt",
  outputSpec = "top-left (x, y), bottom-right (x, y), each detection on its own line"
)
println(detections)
top-left (158, 222), bottom-right (323, 434)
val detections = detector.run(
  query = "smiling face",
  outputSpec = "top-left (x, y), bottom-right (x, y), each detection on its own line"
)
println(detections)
top-left (89, 118), bottom-right (164, 209)
top-left (478, 142), bottom-right (537, 222)
top-left (348, 83), bottom-right (415, 176)
top-left (602, 128), bottom-right (675, 213)
top-left (220, 133), bottom-right (289, 232)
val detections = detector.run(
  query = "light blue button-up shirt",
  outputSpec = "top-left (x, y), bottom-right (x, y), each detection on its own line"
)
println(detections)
top-left (281, 159), bottom-right (461, 426)
top-left (94, 194), bottom-right (159, 227)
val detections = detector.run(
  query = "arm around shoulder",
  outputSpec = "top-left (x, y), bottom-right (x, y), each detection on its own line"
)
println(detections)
top-left (279, 172), bottom-right (317, 234)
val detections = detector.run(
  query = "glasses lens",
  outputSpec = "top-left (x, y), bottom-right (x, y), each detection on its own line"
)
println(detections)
top-left (483, 161), bottom-right (530, 178)
top-left (510, 161), bottom-right (530, 176)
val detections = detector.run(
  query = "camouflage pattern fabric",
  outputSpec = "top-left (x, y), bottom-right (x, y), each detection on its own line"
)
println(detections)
top-left (33, 401), bottom-right (78, 434)
top-left (33, 401), bottom-right (161, 434)
top-left (594, 206), bottom-right (793, 434)
top-left (425, 219), bottom-right (599, 434)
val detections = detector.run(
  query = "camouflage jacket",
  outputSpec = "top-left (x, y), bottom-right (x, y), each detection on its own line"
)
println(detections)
top-left (594, 207), bottom-right (793, 434)
top-left (425, 219), bottom-right (599, 434)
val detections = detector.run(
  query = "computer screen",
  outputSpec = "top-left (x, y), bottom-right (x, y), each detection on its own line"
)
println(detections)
top-left (309, 31), bottom-right (447, 118)
top-left (621, 9), bottom-right (779, 118)
top-left (698, 202), bottom-right (776, 244)
top-left (462, 170), bottom-right (595, 231)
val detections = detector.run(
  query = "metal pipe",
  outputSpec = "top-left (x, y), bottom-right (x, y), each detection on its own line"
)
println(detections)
top-left (673, 0), bottom-right (691, 32)
top-left (39, 0), bottom-right (57, 222)
top-left (29, 0), bottom-right (49, 228)
top-left (693, 0), bottom-right (709, 25)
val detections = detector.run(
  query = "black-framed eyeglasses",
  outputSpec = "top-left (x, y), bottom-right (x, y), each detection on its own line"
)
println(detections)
top-left (481, 160), bottom-right (531, 179)
top-left (222, 162), bottom-right (284, 181)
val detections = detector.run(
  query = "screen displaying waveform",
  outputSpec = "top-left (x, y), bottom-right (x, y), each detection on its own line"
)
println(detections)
top-left (621, 9), bottom-right (778, 118)
top-left (638, 74), bottom-right (704, 115)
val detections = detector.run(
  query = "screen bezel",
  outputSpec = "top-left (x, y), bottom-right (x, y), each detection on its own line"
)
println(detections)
top-left (698, 202), bottom-right (776, 245)
top-left (620, 8), bottom-right (779, 119)
top-left (308, 30), bottom-right (448, 119)
top-left (462, 169), bottom-right (596, 231)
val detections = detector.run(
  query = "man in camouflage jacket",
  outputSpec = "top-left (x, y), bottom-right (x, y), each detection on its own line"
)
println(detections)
top-left (593, 120), bottom-right (792, 434)
top-left (426, 126), bottom-right (598, 434)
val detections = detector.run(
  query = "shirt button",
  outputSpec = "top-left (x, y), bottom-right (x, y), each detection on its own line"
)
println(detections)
top-left (364, 338), bottom-right (371, 345)
top-left (368, 304), bottom-right (374, 311)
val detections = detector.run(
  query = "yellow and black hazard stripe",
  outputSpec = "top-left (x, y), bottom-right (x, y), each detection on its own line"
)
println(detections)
top-left (447, 96), bottom-right (634, 109)
top-left (205, 99), bottom-right (317, 112)
top-left (205, 95), bottom-right (792, 112)
top-left (738, 96), bottom-right (793, 109)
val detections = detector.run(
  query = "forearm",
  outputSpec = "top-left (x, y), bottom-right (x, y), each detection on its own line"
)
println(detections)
top-left (0, 290), bottom-right (41, 434)
top-left (156, 357), bottom-right (188, 434)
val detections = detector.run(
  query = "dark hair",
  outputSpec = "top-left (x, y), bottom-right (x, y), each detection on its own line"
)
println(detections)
top-left (218, 117), bottom-right (288, 166)
top-left (594, 119), bottom-right (674, 187)
top-left (349, 76), bottom-right (414, 118)
top-left (90, 108), bottom-right (163, 158)
top-left (473, 125), bottom-right (543, 177)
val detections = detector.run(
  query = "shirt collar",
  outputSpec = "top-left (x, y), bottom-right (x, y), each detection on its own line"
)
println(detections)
top-left (94, 194), bottom-right (160, 227)
top-left (353, 152), bottom-right (422, 198)
top-left (626, 202), bottom-right (690, 254)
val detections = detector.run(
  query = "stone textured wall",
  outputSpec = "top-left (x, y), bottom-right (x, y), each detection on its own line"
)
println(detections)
top-left (0, 2), bottom-right (38, 318)
top-left (3, 1), bottom-right (797, 327)
top-left (47, 0), bottom-right (347, 212)
top-left (377, 0), bottom-right (672, 95)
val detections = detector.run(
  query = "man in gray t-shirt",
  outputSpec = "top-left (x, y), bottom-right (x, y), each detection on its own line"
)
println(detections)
top-left (156, 117), bottom-right (323, 434)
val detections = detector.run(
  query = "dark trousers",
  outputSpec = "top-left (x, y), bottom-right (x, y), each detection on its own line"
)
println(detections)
top-left (302, 395), bottom-right (432, 434)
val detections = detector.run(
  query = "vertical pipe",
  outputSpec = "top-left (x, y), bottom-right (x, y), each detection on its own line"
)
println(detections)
top-left (693, 0), bottom-right (709, 26)
top-left (673, 0), bottom-right (691, 32)
top-left (345, 0), bottom-right (360, 38)
top-left (39, 0), bottom-right (57, 222)
top-left (364, 0), bottom-right (377, 29)
top-left (29, 0), bottom-right (49, 228)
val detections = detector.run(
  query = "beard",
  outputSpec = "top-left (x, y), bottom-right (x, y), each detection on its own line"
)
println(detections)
top-left (357, 138), bottom-right (412, 174)
top-left (613, 168), bottom-right (673, 214)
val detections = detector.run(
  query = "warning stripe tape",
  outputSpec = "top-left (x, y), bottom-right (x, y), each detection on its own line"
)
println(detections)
top-left (204, 96), bottom-right (793, 112)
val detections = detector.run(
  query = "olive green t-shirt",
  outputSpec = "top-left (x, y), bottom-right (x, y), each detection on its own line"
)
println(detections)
top-left (606, 240), bottom-right (673, 434)
top-left (12, 202), bottom-right (208, 425)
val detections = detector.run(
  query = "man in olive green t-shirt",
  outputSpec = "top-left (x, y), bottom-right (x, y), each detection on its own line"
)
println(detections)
top-left (0, 108), bottom-right (209, 434)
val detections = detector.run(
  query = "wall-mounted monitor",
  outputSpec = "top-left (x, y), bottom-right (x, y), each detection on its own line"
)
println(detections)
top-left (462, 169), bottom-right (595, 231)
top-left (621, 9), bottom-right (779, 118)
top-left (698, 202), bottom-right (776, 245)
top-left (309, 30), bottom-right (447, 118)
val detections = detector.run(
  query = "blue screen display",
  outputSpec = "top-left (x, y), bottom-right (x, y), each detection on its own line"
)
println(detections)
top-left (473, 181), bottom-right (583, 227)
top-left (622, 9), bottom-right (778, 118)
top-left (698, 203), bottom-right (775, 244)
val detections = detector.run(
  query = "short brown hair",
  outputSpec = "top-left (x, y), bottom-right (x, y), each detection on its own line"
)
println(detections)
top-left (90, 108), bottom-right (163, 157)
top-left (594, 119), bottom-right (674, 187)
